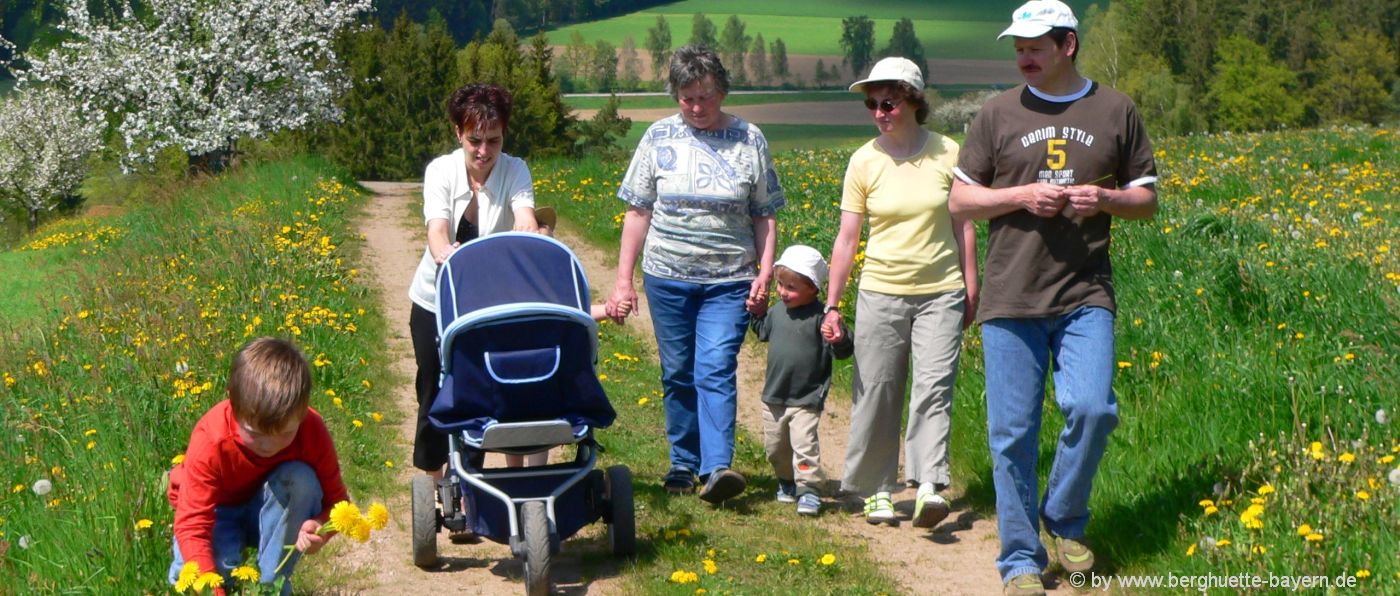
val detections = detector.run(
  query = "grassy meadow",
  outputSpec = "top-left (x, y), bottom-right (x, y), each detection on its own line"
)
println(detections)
top-left (533, 125), bottom-right (1399, 587)
top-left (0, 158), bottom-right (401, 592)
top-left (546, 0), bottom-right (1100, 61)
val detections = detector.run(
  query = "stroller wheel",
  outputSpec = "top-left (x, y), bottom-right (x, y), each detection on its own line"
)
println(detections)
top-left (521, 501), bottom-right (552, 596)
top-left (605, 465), bottom-right (636, 556)
top-left (411, 474), bottom-right (439, 568)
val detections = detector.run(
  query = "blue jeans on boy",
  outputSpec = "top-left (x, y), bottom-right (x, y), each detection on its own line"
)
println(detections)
top-left (982, 307), bottom-right (1119, 582)
top-left (168, 461), bottom-right (323, 595)
top-left (644, 274), bottom-right (750, 477)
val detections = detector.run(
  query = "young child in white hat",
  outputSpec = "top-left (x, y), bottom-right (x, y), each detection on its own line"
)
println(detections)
top-left (749, 244), bottom-right (853, 516)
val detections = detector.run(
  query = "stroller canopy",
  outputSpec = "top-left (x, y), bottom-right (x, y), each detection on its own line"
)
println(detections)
top-left (431, 233), bottom-right (615, 435)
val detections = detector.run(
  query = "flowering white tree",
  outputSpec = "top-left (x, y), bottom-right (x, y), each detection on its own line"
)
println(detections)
top-left (13, 0), bottom-right (372, 170)
top-left (0, 87), bottom-right (101, 230)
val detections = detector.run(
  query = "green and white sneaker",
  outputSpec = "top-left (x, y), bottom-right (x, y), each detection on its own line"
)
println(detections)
top-left (1003, 573), bottom-right (1046, 596)
top-left (1054, 535), bottom-right (1094, 573)
top-left (863, 492), bottom-right (895, 525)
top-left (912, 483), bottom-right (950, 529)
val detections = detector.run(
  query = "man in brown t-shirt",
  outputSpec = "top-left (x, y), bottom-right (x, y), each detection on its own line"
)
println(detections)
top-left (947, 2), bottom-right (1158, 594)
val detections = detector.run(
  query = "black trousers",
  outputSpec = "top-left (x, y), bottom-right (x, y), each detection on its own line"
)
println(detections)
top-left (411, 302), bottom-right (486, 472)
top-left (410, 302), bottom-right (448, 471)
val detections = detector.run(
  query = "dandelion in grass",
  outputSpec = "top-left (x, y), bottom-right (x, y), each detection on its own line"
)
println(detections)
top-left (17, 535), bottom-right (31, 549)
top-left (1216, 539), bottom-right (1231, 547)
top-left (703, 559), bottom-right (717, 574)
top-left (1186, 543), bottom-right (1197, 556)
top-left (172, 454), bottom-right (186, 465)
top-left (174, 561), bottom-right (200, 592)
top-left (1305, 532), bottom-right (1323, 542)
top-left (1251, 545), bottom-right (1266, 554)
top-left (385, 460), bottom-right (394, 469)
top-left (820, 553), bottom-right (836, 566)
top-left (1356, 490), bottom-right (1370, 501)
top-left (1204, 505), bottom-right (1218, 515)
top-left (638, 397), bottom-right (649, 406)
top-left (32, 479), bottom-right (51, 496)
top-left (669, 570), bottom-right (698, 584)
top-left (787, 558), bottom-right (801, 565)
top-left (135, 519), bottom-right (153, 530)
top-left (755, 553), bottom-right (767, 563)
top-left (1257, 484), bottom-right (1274, 496)
top-left (1339, 452), bottom-right (1356, 463)
top-left (1356, 570), bottom-right (1371, 579)
top-left (1381, 455), bottom-right (1396, 465)
top-left (231, 565), bottom-right (260, 583)
top-left (1388, 468), bottom-right (1400, 486)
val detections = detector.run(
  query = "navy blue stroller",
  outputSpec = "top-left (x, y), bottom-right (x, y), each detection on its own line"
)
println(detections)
top-left (410, 233), bottom-right (635, 595)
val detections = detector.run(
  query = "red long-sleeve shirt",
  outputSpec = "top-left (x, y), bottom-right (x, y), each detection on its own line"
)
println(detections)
top-left (167, 400), bottom-right (349, 574)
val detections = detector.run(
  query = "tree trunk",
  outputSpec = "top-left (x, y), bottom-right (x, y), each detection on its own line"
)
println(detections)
top-left (28, 207), bottom-right (38, 232)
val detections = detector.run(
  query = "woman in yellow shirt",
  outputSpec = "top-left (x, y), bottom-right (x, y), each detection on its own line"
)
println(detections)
top-left (822, 57), bottom-right (979, 529)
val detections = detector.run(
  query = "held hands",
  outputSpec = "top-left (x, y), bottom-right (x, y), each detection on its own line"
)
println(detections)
top-left (296, 519), bottom-right (329, 555)
top-left (745, 278), bottom-right (770, 315)
top-left (820, 309), bottom-right (844, 343)
top-left (606, 280), bottom-right (637, 323)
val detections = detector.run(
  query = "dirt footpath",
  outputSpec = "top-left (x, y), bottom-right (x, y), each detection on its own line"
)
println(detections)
top-left (333, 182), bottom-right (1046, 595)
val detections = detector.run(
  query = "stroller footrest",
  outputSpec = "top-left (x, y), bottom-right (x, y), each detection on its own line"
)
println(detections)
top-left (478, 420), bottom-right (578, 450)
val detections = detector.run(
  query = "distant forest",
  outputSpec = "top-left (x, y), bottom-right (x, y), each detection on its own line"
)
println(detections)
top-left (1, 0), bottom-right (676, 66)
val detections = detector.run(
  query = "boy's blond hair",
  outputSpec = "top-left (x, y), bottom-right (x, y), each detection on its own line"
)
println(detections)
top-left (228, 337), bottom-right (312, 432)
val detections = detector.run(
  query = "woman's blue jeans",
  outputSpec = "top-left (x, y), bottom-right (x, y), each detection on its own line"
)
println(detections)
top-left (644, 274), bottom-right (751, 477)
top-left (168, 461), bottom-right (323, 595)
top-left (982, 307), bottom-right (1119, 582)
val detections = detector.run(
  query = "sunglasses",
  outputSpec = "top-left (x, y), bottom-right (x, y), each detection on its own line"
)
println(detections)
top-left (863, 97), bottom-right (902, 113)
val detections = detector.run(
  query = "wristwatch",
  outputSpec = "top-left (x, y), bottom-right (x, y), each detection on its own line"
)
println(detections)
top-left (823, 304), bottom-right (838, 314)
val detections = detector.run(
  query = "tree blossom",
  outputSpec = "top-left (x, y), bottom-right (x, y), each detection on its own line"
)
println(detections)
top-left (0, 87), bottom-right (100, 230)
top-left (10, 0), bottom-right (372, 170)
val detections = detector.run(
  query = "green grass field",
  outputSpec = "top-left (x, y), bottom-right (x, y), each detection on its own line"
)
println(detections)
top-left (0, 158), bottom-right (400, 592)
top-left (534, 124), bottom-right (1399, 587)
top-left (547, 0), bottom-right (1101, 61)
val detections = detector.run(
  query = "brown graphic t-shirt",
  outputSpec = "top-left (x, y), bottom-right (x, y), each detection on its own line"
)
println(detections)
top-left (955, 81), bottom-right (1157, 321)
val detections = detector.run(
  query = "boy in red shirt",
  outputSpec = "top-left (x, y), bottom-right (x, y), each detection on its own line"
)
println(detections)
top-left (166, 337), bottom-right (350, 593)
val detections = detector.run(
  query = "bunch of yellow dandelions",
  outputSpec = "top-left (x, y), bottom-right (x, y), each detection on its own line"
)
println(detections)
top-left (173, 500), bottom-right (389, 593)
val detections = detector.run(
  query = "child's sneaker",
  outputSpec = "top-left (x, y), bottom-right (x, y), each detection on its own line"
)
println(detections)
top-left (663, 467), bottom-right (696, 495)
top-left (796, 492), bottom-right (821, 517)
top-left (912, 483), bottom-right (950, 529)
top-left (863, 492), bottom-right (895, 525)
top-left (776, 480), bottom-right (798, 503)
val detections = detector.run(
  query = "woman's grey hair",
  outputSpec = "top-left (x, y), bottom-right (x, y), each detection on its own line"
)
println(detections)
top-left (667, 44), bottom-right (730, 100)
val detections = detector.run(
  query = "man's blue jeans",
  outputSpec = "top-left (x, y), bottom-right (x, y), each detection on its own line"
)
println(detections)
top-left (982, 307), bottom-right (1119, 582)
top-left (168, 461), bottom-right (323, 595)
top-left (644, 274), bottom-right (750, 477)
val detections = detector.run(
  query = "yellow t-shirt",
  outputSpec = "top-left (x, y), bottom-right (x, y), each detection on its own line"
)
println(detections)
top-left (840, 133), bottom-right (964, 295)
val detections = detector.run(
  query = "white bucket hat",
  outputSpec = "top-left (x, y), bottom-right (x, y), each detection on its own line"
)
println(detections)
top-left (774, 244), bottom-right (829, 289)
top-left (848, 57), bottom-right (924, 93)
top-left (998, 0), bottom-right (1078, 40)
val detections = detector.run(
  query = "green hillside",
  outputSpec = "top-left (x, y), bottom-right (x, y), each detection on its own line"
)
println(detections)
top-left (547, 0), bottom-right (1101, 60)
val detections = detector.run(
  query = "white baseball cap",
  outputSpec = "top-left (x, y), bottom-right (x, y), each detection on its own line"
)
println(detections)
top-left (849, 57), bottom-right (924, 93)
top-left (774, 244), bottom-right (829, 289)
top-left (998, 0), bottom-right (1078, 40)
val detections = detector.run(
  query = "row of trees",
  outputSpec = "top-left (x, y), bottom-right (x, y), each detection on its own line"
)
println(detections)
top-left (322, 16), bottom-right (629, 181)
top-left (1079, 0), bottom-right (1400, 134)
top-left (558, 12), bottom-right (936, 93)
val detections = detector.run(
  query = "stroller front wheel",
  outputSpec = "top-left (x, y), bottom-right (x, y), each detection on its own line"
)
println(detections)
top-left (521, 501), bottom-right (552, 596)
top-left (411, 474), bottom-right (440, 567)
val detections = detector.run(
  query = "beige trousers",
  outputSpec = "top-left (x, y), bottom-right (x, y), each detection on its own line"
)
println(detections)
top-left (762, 403), bottom-right (825, 496)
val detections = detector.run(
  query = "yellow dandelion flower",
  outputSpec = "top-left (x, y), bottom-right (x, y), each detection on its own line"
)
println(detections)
top-left (787, 558), bottom-right (801, 565)
top-left (1305, 532), bottom-right (1323, 542)
top-left (345, 518), bottom-right (372, 542)
top-left (678, 528), bottom-right (692, 537)
top-left (194, 572), bottom-right (223, 591)
top-left (1356, 490), bottom-right (1370, 501)
top-left (1356, 569), bottom-right (1371, 578)
top-left (384, 460), bottom-right (394, 468)
top-left (1204, 506), bottom-right (1218, 515)
top-left (820, 553), bottom-right (836, 565)
top-left (1186, 543), bottom-right (1197, 556)
top-left (174, 561), bottom-right (200, 592)
top-left (669, 570), bottom-right (697, 584)
top-left (328, 501), bottom-right (362, 533)
top-left (1339, 452), bottom-right (1356, 463)
top-left (696, 589), bottom-right (707, 595)
top-left (664, 530), bottom-right (677, 540)
top-left (1381, 455), bottom-right (1396, 464)
top-left (231, 565), bottom-right (260, 582)
top-left (1257, 484), bottom-right (1274, 495)
top-left (366, 502), bottom-right (389, 530)
top-left (1198, 499), bottom-right (1214, 508)
top-left (638, 397), bottom-right (649, 406)
top-left (370, 412), bottom-right (383, 423)
top-left (703, 559), bottom-right (717, 574)
top-left (1216, 539), bottom-right (1231, 547)
top-left (755, 553), bottom-right (767, 563)
top-left (1310, 441), bottom-right (1323, 453)
top-left (171, 454), bottom-right (186, 465)
top-left (1117, 361), bottom-right (1133, 369)
top-left (352, 419), bottom-right (364, 429)
top-left (135, 519), bottom-right (153, 530)
top-left (1297, 524), bottom-right (1312, 536)
top-left (1252, 545), bottom-right (1267, 554)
